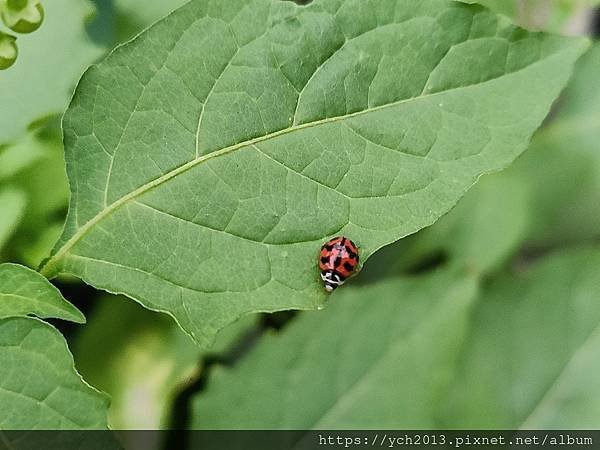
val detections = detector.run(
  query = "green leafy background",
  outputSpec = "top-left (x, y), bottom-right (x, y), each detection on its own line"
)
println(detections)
top-left (0, 0), bottom-right (599, 439)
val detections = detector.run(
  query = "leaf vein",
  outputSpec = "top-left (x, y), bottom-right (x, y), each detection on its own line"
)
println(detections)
top-left (67, 253), bottom-right (271, 295)
top-left (41, 44), bottom-right (573, 277)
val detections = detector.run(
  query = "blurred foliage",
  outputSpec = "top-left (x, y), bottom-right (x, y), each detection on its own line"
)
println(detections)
top-left (192, 268), bottom-right (478, 429)
top-left (72, 296), bottom-right (202, 429)
top-left (0, 186), bottom-right (26, 252)
top-left (0, 0), bottom-right (101, 264)
top-left (0, 121), bottom-right (69, 267)
top-left (441, 247), bottom-right (600, 428)
top-left (112, 0), bottom-right (188, 42)
top-left (513, 42), bottom-right (600, 247)
top-left (72, 296), bottom-right (257, 429)
top-left (0, 0), bottom-right (599, 436)
top-left (462, 0), bottom-right (600, 34)
top-left (0, 0), bottom-right (103, 142)
top-left (87, 0), bottom-right (188, 46)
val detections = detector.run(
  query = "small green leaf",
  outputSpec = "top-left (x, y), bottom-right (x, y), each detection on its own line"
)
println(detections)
top-left (0, 316), bottom-right (109, 429)
top-left (0, 263), bottom-right (85, 323)
top-left (191, 268), bottom-right (477, 428)
top-left (0, 0), bottom-right (104, 142)
top-left (439, 246), bottom-right (600, 428)
top-left (0, 187), bottom-right (26, 252)
top-left (42, 0), bottom-right (587, 345)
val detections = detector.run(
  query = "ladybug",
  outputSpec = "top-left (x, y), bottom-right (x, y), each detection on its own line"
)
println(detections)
top-left (319, 236), bottom-right (359, 292)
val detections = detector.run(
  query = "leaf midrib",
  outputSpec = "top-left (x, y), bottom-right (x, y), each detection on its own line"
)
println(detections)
top-left (39, 45), bottom-right (571, 278)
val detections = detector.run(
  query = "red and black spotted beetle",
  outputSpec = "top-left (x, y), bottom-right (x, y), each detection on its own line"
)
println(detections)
top-left (319, 236), bottom-right (359, 292)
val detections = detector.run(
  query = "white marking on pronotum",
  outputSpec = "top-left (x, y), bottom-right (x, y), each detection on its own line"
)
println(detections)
top-left (321, 270), bottom-right (344, 291)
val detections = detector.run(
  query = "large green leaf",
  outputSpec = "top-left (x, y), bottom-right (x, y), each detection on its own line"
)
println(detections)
top-left (0, 0), bottom-right (104, 143)
top-left (0, 263), bottom-right (84, 323)
top-left (439, 246), bottom-right (600, 428)
top-left (0, 316), bottom-right (109, 429)
top-left (191, 268), bottom-right (477, 428)
top-left (40, 0), bottom-right (587, 345)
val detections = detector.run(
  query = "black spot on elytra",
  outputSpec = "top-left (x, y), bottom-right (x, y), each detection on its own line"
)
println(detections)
top-left (345, 247), bottom-right (357, 259)
top-left (320, 256), bottom-right (329, 264)
top-left (343, 262), bottom-right (354, 272)
top-left (334, 256), bottom-right (342, 267)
